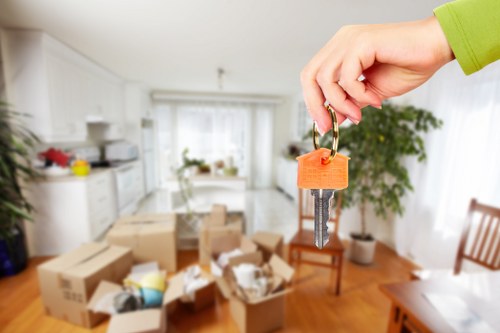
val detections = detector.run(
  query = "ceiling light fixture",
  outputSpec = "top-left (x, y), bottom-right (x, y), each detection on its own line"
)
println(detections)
top-left (217, 67), bottom-right (225, 90)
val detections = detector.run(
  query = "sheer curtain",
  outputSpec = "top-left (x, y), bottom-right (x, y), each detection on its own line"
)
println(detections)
top-left (155, 100), bottom-right (274, 189)
top-left (393, 60), bottom-right (500, 269)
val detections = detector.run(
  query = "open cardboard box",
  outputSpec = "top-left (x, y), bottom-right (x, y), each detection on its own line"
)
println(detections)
top-left (199, 214), bottom-right (244, 265)
top-left (37, 243), bottom-right (133, 328)
top-left (106, 213), bottom-right (177, 272)
top-left (88, 266), bottom-right (216, 332)
top-left (216, 252), bottom-right (295, 333)
top-left (251, 231), bottom-right (284, 262)
top-left (208, 233), bottom-right (258, 277)
top-left (169, 268), bottom-right (216, 313)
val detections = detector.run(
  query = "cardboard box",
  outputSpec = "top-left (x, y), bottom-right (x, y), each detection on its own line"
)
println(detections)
top-left (88, 267), bottom-right (216, 332)
top-left (216, 253), bottom-right (295, 333)
top-left (210, 204), bottom-right (227, 226)
top-left (106, 213), bottom-right (177, 272)
top-left (251, 231), bottom-right (284, 261)
top-left (198, 214), bottom-right (244, 265)
top-left (208, 233), bottom-right (258, 277)
top-left (37, 243), bottom-right (133, 328)
top-left (88, 280), bottom-right (172, 333)
top-left (172, 268), bottom-right (216, 313)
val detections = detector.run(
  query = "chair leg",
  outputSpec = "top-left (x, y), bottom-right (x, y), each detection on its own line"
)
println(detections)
top-left (288, 246), bottom-right (294, 265)
top-left (335, 253), bottom-right (343, 296)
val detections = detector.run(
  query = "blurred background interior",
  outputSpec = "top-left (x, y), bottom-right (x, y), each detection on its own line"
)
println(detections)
top-left (0, 0), bottom-right (499, 332)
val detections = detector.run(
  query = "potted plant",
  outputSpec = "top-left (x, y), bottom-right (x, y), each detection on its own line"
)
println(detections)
top-left (0, 101), bottom-right (41, 276)
top-left (307, 103), bottom-right (442, 264)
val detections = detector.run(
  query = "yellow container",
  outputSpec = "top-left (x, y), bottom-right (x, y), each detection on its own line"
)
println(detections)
top-left (72, 164), bottom-right (90, 176)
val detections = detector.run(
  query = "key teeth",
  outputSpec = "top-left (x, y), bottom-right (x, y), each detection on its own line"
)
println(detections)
top-left (314, 237), bottom-right (329, 249)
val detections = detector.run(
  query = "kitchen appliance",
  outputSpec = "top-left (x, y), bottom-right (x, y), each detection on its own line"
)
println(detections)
top-left (105, 141), bottom-right (139, 162)
top-left (113, 161), bottom-right (144, 216)
top-left (72, 146), bottom-right (101, 163)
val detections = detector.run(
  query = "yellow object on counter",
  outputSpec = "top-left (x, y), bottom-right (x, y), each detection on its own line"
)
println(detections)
top-left (71, 159), bottom-right (90, 176)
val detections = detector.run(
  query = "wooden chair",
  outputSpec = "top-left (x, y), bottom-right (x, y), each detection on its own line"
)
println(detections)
top-left (412, 198), bottom-right (500, 280)
top-left (288, 189), bottom-right (344, 295)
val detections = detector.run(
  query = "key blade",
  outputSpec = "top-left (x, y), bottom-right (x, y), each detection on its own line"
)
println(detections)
top-left (311, 189), bottom-right (335, 249)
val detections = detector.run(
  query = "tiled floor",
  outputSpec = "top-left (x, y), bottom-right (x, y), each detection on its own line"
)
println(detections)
top-left (137, 188), bottom-right (299, 242)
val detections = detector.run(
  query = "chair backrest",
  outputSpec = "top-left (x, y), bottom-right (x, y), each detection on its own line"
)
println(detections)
top-left (455, 199), bottom-right (500, 274)
top-left (298, 188), bottom-right (342, 234)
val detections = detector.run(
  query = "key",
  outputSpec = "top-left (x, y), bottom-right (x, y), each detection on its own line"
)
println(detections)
top-left (296, 104), bottom-right (349, 249)
top-left (311, 189), bottom-right (335, 249)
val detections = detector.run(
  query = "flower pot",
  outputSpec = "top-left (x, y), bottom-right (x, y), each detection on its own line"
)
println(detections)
top-left (0, 224), bottom-right (28, 277)
top-left (348, 234), bottom-right (376, 265)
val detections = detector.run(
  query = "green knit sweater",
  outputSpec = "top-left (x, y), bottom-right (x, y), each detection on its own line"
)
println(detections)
top-left (434, 0), bottom-right (500, 75)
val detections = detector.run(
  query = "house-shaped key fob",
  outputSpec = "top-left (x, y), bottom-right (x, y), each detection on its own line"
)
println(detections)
top-left (296, 148), bottom-right (349, 190)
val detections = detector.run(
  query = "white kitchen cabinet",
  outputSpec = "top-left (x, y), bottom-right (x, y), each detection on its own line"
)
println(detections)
top-left (1, 30), bottom-right (124, 143)
top-left (25, 169), bottom-right (118, 255)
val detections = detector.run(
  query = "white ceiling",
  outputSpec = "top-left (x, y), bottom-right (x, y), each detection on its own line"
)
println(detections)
top-left (0, 0), bottom-right (447, 95)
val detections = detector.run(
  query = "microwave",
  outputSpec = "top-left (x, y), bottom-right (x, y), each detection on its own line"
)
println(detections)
top-left (105, 142), bottom-right (139, 162)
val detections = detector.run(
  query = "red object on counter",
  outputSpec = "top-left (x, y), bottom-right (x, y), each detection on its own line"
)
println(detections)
top-left (38, 148), bottom-right (71, 167)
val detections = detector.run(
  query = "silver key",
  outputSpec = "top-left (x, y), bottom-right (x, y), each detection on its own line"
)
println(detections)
top-left (311, 189), bottom-right (335, 249)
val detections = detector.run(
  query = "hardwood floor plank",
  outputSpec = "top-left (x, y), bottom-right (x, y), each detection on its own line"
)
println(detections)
top-left (0, 242), bottom-right (416, 333)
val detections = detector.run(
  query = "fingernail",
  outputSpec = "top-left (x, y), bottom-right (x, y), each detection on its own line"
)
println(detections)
top-left (315, 121), bottom-right (326, 136)
top-left (347, 116), bottom-right (360, 125)
top-left (374, 105), bottom-right (382, 110)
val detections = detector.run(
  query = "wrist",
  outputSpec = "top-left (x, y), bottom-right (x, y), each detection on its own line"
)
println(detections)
top-left (427, 15), bottom-right (455, 65)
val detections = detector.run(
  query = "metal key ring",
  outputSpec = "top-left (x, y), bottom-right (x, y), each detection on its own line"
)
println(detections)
top-left (312, 104), bottom-right (338, 164)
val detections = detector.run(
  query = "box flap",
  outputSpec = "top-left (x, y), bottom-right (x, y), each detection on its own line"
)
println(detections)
top-left (210, 233), bottom-right (241, 255)
top-left (38, 242), bottom-right (108, 272)
top-left (114, 213), bottom-right (176, 232)
top-left (163, 272), bottom-right (184, 306)
top-left (87, 281), bottom-right (122, 314)
top-left (269, 254), bottom-right (294, 283)
top-left (240, 236), bottom-right (258, 253)
top-left (68, 245), bottom-right (131, 278)
top-left (227, 251), bottom-right (263, 267)
top-left (215, 277), bottom-right (233, 299)
top-left (252, 232), bottom-right (283, 250)
top-left (108, 309), bottom-right (165, 333)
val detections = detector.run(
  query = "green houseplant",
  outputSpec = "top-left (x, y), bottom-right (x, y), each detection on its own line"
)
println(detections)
top-left (307, 102), bottom-right (442, 264)
top-left (0, 101), bottom-right (41, 276)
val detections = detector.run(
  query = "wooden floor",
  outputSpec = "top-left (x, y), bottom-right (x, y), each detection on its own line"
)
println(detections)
top-left (0, 242), bottom-right (416, 333)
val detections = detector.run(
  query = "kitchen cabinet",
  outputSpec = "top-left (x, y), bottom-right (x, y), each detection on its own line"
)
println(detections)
top-left (26, 169), bottom-right (118, 256)
top-left (1, 30), bottom-right (124, 143)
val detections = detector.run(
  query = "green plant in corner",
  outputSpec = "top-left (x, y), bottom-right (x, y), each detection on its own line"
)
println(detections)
top-left (0, 101), bottom-right (41, 276)
top-left (305, 103), bottom-right (442, 254)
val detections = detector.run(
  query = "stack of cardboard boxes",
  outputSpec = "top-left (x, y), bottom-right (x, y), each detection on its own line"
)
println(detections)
top-left (37, 206), bottom-right (292, 333)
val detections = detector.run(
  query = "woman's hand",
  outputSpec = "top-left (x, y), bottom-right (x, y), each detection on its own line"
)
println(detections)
top-left (301, 16), bottom-right (454, 133)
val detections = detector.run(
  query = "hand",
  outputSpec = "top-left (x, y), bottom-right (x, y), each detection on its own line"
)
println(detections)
top-left (301, 16), bottom-right (454, 133)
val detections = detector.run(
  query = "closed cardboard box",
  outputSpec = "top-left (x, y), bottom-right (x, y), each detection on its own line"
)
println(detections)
top-left (37, 243), bottom-right (133, 328)
top-left (106, 213), bottom-right (177, 272)
top-left (210, 204), bottom-right (227, 226)
top-left (198, 214), bottom-right (244, 265)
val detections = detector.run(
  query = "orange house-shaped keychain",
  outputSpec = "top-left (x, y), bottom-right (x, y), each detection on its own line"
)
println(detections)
top-left (296, 148), bottom-right (349, 190)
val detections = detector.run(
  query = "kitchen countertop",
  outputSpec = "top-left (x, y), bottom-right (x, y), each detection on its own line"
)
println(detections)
top-left (35, 167), bottom-right (112, 183)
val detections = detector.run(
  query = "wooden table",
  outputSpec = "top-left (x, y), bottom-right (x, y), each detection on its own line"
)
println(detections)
top-left (380, 272), bottom-right (500, 333)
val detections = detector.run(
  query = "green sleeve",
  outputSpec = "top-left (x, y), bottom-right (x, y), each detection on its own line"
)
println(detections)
top-left (434, 0), bottom-right (500, 75)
